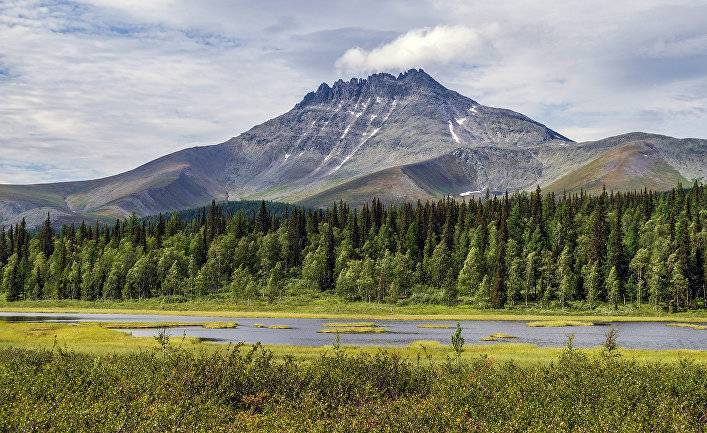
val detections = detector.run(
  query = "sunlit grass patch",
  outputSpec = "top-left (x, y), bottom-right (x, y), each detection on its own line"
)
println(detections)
top-left (101, 321), bottom-right (238, 329)
top-left (2, 297), bottom-right (707, 324)
top-left (102, 322), bottom-right (200, 329)
top-left (318, 326), bottom-right (385, 334)
top-left (408, 339), bottom-right (445, 348)
top-left (1, 322), bottom-right (706, 365)
top-left (666, 323), bottom-right (707, 330)
top-left (201, 322), bottom-right (238, 329)
top-left (254, 324), bottom-right (292, 329)
top-left (324, 322), bottom-right (376, 328)
top-left (527, 320), bottom-right (593, 327)
top-left (320, 322), bottom-right (383, 333)
top-left (480, 333), bottom-right (518, 341)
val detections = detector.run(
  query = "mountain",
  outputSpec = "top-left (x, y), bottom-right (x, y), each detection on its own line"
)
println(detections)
top-left (1, 69), bottom-right (705, 227)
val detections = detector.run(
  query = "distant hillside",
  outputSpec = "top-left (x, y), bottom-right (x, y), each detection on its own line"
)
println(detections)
top-left (141, 200), bottom-right (295, 225)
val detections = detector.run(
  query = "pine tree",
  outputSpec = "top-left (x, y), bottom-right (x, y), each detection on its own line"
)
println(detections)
top-left (322, 224), bottom-right (335, 291)
top-left (606, 266), bottom-right (620, 309)
top-left (255, 201), bottom-right (270, 233)
top-left (506, 258), bottom-right (523, 306)
top-left (557, 246), bottom-right (576, 307)
top-left (648, 259), bottom-right (667, 310)
top-left (0, 227), bottom-right (7, 265)
top-left (523, 252), bottom-right (537, 305)
top-left (39, 213), bottom-right (54, 258)
top-left (3, 254), bottom-right (21, 301)
top-left (585, 263), bottom-right (601, 309)
top-left (670, 265), bottom-right (688, 311)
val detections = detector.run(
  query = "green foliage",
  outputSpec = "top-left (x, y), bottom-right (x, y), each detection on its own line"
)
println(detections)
top-left (450, 322), bottom-right (464, 356)
top-left (1, 186), bottom-right (706, 312)
top-left (0, 345), bottom-right (705, 432)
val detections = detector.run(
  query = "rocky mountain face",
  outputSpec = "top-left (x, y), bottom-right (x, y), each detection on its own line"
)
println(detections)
top-left (1, 69), bottom-right (705, 227)
top-left (218, 69), bottom-right (571, 201)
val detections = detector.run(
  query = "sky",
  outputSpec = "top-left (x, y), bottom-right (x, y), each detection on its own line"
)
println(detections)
top-left (1, 0), bottom-right (706, 184)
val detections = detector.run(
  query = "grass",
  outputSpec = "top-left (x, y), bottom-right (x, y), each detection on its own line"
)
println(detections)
top-left (324, 322), bottom-right (376, 327)
top-left (0, 321), bottom-right (705, 365)
top-left (201, 322), bottom-right (239, 329)
top-left (254, 324), bottom-right (292, 329)
top-left (101, 321), bottom-right (238, 329)
top-left (0, 322), bottom-right (203, 355)
top-left (319, 321), bottom-right (384, 334)
top-left (2, 296), bottom-right (706, 323)
top-left (527, 320), bottom-right (595, 327)
top-left (666, 323), bottom-right (707, 330)
top-left (102, 322), bottom-right (201, 329)
top-left (318, 326), bottom-right (385, 334)
top-left (480, 333), bottom-right (517, 341)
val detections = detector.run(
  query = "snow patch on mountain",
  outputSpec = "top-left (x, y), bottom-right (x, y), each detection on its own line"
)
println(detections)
top-left (448, 121), bottom-right (461, 144)
top-left (460, 190), bottom-right (483, 196)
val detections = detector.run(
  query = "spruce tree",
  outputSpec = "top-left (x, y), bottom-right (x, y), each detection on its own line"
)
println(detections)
top-left (255, 201), bottom-right (270, 234)
top-left (39, 213), bottom-right (54, 258)
top-left (322, 224), bottom-right (335, 291)
top-left (0, 227), bottom-right (7, 265)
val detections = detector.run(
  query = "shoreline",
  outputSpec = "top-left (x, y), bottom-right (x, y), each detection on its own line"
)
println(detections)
top-left (1, 303), bottom-right (706, 323)
top-left (1, 321), bottom-right (705, 364)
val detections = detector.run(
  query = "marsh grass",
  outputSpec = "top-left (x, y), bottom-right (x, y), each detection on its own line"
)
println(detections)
top-left (201, 322), bottom-right (238, 329)
top-left (102, 321), bottom-right (238, 329)
top-left (102, 322), bottom-right (200, 329)
top-left (318, 326), bottom-right (385, 334)
top-left (666, 323), bottom-right (707, 330)
top-left (324, 322), bottom-right (377, 327)
top-left (2, 297), bottom-right (705, 323)
top-left (254, 324), bottom-right (292, 329)
top-left (527, 320), bottom-right (594, 327)
top-left (480, 333), bottom-right (517, 341)
top-left (0, 322), bottom-right (705, 365)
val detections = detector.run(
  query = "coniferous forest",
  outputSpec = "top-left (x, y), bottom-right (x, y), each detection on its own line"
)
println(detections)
top-left (2, 183), bottom-right (706, 311)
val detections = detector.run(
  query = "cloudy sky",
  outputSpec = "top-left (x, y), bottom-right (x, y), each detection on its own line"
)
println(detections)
top-left (1, 0), bottom-right (706, 184)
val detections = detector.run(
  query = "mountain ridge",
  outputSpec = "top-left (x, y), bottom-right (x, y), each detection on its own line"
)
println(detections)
top-left (1, 69), bottom-right (704, 227)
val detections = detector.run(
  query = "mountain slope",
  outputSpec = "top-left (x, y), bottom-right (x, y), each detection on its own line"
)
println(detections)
top-left (546, 141), bottom-right (689, 194)
top-left (1, 70), bottom-right (705, 226)
top-left (216, 69), bottom-right (571, 202)
top-left (302, 133), bottom-right (706, 208)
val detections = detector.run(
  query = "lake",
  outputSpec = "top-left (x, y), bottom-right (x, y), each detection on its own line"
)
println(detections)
top-left (1, 312), bottom-right (705, 350)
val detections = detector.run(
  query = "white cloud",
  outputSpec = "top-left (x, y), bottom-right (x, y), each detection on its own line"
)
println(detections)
top-left (335, 25), bottom-right (489, 73)
top-left (0, 0), bottom-right (706, 183)
top-left (0, 0), bottom-right (311, 183)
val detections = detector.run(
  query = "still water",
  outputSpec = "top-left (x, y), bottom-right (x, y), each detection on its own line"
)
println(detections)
top-left (1, 312), bottom-right (705, 350)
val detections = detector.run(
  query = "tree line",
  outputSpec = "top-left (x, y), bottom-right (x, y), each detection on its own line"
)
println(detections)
top-left (1, 183), bottom-right (705, 310)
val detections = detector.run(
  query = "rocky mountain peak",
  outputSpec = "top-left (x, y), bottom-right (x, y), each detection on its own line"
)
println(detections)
top-left (295, 68), bottom-right (454, 109)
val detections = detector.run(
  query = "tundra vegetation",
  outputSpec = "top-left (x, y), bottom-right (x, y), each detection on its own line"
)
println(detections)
top-left (0, 335), bottom-right (705, 432)
top-left (1, 183), bottom-right (705, 315)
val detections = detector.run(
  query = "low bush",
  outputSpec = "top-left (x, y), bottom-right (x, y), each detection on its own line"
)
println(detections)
top-left (0, 343), bottom-right (705, 432)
